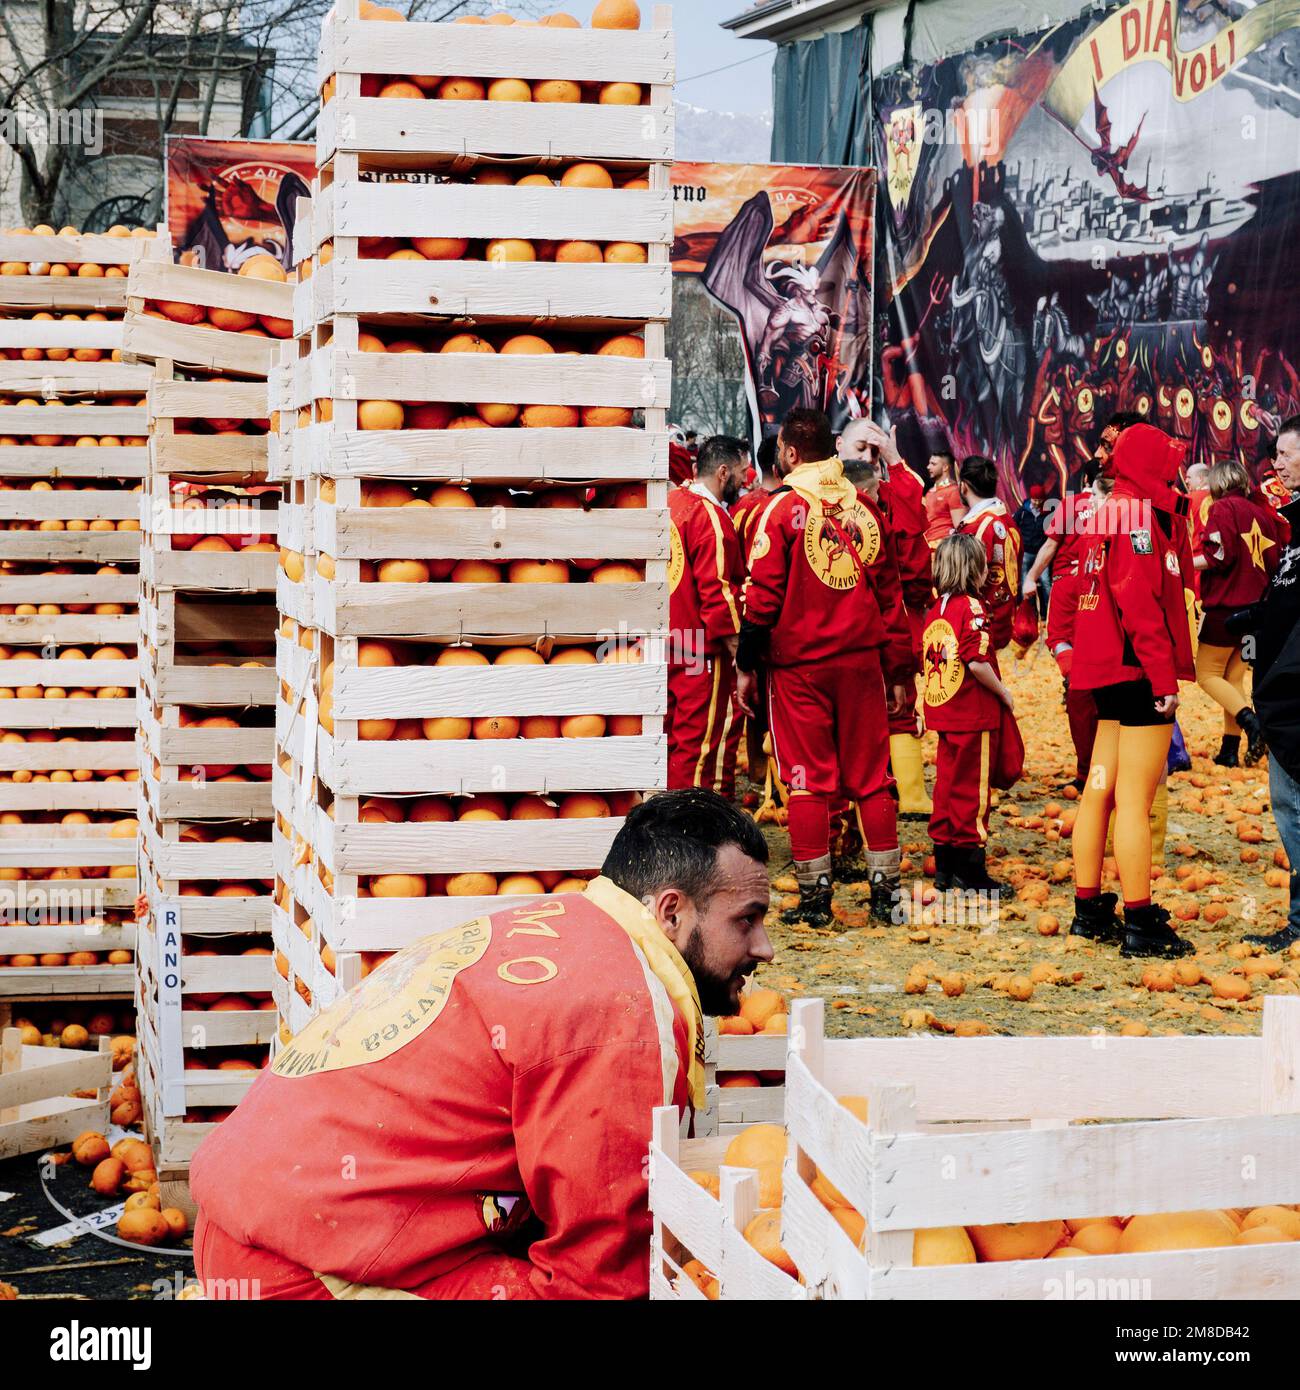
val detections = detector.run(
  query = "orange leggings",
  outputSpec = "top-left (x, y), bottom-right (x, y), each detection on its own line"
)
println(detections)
top-left (1195, 642), bottom-right (1249, 734)
top-left (1072, 722), bottom-right (1172, 906)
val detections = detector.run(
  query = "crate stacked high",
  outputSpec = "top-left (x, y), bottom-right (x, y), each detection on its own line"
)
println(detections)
top-left (0, 227), bottom-right (159, 1010)
top-left (268, 0), bottom-right (673, 1032)
top-left (122, 248), bottom-right (291, 1177)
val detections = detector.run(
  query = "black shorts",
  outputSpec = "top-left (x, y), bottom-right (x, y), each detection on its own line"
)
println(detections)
top-left (1092, 679), bottom-right (1173, 727)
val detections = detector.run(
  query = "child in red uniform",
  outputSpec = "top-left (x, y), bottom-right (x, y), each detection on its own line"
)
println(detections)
top-left (955, 455), bottom-right (1022, 650)
top-left (1069, 423), bottom-right (1197, 959)
top-left (923, 533), bottom-right (1017, 894)
top-left (1194, 458), bottom-right (1290, 767)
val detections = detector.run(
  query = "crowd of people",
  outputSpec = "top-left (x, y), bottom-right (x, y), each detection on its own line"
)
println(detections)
top-left (667, 409), bottom-right (1300, 960)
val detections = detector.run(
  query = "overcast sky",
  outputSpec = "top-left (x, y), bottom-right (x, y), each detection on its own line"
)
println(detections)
top-left (560, 0), bottom-right (776, 115)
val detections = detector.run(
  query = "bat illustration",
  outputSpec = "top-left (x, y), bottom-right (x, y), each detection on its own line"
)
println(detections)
top-left (1063, 85), bottom-right (1152, 202)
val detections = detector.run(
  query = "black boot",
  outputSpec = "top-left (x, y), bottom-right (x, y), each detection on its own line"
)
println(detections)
top-left (1213, 735), bottom-right (1240, 768)
top-left (1070, 892), bottom-right (1123, 943)
top-left (1238, 709), bottom-right (1268, 768)
top-left (1121, 902), bottom-right (1195, 958)
top-left (831, 819), bottom-right (871, 883)
top-left (948, 846), bottom-right (1007, 898)
top-left (781, 856), bottom-right (833, 928)
top-left (867, 849), bottom-right (903, 925)
top-left (932, 844), bottom-right (954, 893)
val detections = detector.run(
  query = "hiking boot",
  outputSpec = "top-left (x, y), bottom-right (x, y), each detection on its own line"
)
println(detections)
top-left (1213, 735), bottom-right (1240, 768)
top-left (948, 846), bottom-right (1008, 899)
top-left (1070, 892), bottom-right (1123, 943)
top-left (1238, 709), bottom-right (1268, 768)
top-left (1243, 922), bottom-right (1300, 950)
top-left (932, 844), bottom-right (955, 893)
top-left (780, 856), bottom-right (833, 928)
top-left (867, 849), bottom-right (903, 925)
top-left (1120, 902), bottom-right (1194, 958)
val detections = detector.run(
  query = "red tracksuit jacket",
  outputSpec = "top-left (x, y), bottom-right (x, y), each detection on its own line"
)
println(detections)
top-left (669, 485), bottom-right (743, 663)
top-left (744, 458), bottom-right (915, 680)
top-left (956, 499), bottom-right (1021, 649)
top-left (1198, 491), bottom-right (1290, 612)
top-left (880, 463), bottom-right (935, 614)
top-left (730, 487), bottom-right (771, 563)
top-left (1071, 425), bottom-right (1196, 698)
top-left (1044, 491), bottom-right (1100, 653)
top-left (921, 593), bottom-right (1002, 732)
top-left (190, 880), bottom-right (695, 1299)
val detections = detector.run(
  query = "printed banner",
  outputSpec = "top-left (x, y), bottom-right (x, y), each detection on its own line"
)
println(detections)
top-left (873, 0), bottom-right (1300, 500)
top-left (671, 162), bottom-right (875, 442)
top-left (166, 135), bottom-right (314, 274)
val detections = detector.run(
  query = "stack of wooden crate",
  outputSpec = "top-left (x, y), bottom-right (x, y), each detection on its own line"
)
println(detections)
top-left (269, 0), bottom-right (674, 1028)
top-left (123, 250), bottom-right (291, 1182)
top-left (0, 228), bottom-right (157, 1012)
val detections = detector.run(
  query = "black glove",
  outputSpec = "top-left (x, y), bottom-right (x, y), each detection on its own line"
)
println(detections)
top-left (736, 622), bottom-right (771, 675)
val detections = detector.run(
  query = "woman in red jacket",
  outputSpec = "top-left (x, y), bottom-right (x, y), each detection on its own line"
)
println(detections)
top-left (1194, 459), bottom-right (1291, 767)
top-left (1068, 423), bottom-right (1197, 959)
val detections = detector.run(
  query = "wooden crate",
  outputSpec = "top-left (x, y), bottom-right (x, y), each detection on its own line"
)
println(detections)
top-left (700, 1022), bottom-right (786, 1137)
top-left (316, 6), bottom-right (674, 165)
top-left (123, 261), bottom-right (293, 377)
top-left (648, 1107), bottom-right (806, 1301)
top-left (0, 231), bottom-right (157, 312)
top-left (0, 1027), bottom-right (113, 1159)
top-left (780, 997), bottom-right (1300, 1300)
top-left (147, 364), bottom-right (275, 481)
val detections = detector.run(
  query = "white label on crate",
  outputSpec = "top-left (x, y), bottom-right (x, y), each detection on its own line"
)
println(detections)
top-left (156, 901), bottom-right (186, 1118)
top-left (33, 1201), bottom-right (125, 1248)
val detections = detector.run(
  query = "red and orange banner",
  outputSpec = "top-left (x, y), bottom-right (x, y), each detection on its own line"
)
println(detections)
top-left (166, 136), bottom-right (314, 275)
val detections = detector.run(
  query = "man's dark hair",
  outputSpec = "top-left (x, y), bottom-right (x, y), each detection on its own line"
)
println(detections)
top-left (756, 434), bottom-right (778, 478)
top-left (779, 408), bottom-right (835, 464)
top-left (601, 789), bottom-right (768, 905)
top-left (1275, 415), bottom-right (1300, 454)
top-left (695, 435), bottom-right (749, 478)
top-left (930, 448), bottom-right (955, 465)
top-left (959, 454), bottom-right (998, 499)
top-left (1105, 410), bottom-right (1144, 434)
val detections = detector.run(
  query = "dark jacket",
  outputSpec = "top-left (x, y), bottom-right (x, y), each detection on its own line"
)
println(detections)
top-left (1252, 494), bottom-right (1300, 782)
top-left (1014, 500), bottom-right (1048, 559)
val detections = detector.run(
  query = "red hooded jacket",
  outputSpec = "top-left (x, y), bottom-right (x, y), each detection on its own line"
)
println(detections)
top-left (880, 462), bottom-right (935, 614)
top-left (1071, 424), bottom-right (1196, 698)
top-left (190, 881), bottom-right (696, 1300)
top-left (955, 499), bottom-right (1022, 649)
top-left (1198, 490), bottom-right (1291, 614)
top-left (744, 458), bottom-right (915, 680)
top-left (668, 486), bottom-right (743, 663)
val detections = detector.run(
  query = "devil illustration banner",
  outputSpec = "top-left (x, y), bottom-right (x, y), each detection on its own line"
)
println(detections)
top-left (166, 136), bottom-right (314, 275)
top-left (873, 0), bottom-right (1300, 501)
top-left (671, 162), bottom-right (875, 442)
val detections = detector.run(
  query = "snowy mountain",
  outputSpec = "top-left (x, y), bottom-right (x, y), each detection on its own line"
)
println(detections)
top-left (674, 100), bottom-right (773, 165)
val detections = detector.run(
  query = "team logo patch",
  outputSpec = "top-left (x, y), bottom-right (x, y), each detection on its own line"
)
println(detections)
top-left (749, 527), bottom-right (771, 561)
top-left (993, 520), bottom-right (1007, 541)
top-left (668, 520), bottom-right (685, 593)
top-left (921, 618), bottom-right (964, 708)
top-left (1165, 551), bottom-right (1181, 575)
top-left (802, 497), bottom-right (880, 591)
top-left (1130, 529), bottom-right (1154, 555)
top-left (272, 919), bottom-right (492, 1078)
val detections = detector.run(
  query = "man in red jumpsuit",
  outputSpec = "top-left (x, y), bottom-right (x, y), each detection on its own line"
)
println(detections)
top-left (667, 437), bottom-right (748, 798)
top-left (955, 455), bottom-right (1022, 651)
top-left (190, 790), bottom-right (773, 1300)
top-left (836, 417), bottom-right (934, 819)
top-left (736, 408), bottom-right (915, 926)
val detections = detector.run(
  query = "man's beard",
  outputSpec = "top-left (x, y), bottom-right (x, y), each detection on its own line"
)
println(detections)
top-left (678, 927), bottom-right (748, 1016)
top-left (722, 476), bottom-right (741, 506)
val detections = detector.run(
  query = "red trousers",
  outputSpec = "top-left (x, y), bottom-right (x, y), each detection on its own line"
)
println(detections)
top-left (666, 656), bottom-right (741, 798)
top-left (769, 652), bottom-right (896, 860)
top-left (194, 1212), bottom-right (536, 1301)
top-left (930, 728), bottom-right (996, 846)
top-left (888, 607), bottom-right (924, 737)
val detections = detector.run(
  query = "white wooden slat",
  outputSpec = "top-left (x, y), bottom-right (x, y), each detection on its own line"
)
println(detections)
top-left (0, 492), bottom-right (139, 521)
top-left (0, 282), bottom-right (128, 312)
top-left (0, 233), bottom-right (154, 265)
top-left (0, 445), bottom-right (148, 478)
top-left (321, 14), bottom-right (675, 85)
top-left (330, 181), bottom-right (673, 244)
top-left (127, 260), bottom-right (294, 317)
top-left (0, 322), bottom-right (124, 351)
top-left (319, 97), bottom-right (674, 164)
top-left (149, 379), bottom-right (271, 420)
top-left (0, 405), bottom-right (148, 434)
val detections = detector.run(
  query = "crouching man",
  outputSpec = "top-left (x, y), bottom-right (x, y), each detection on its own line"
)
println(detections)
top-left (190, 789), bottom-right (773, 1300)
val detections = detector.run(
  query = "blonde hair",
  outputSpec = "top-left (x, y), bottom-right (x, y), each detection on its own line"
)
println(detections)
top-left (1208, 459), bottom-right (1251, 500)
top-left (933, 531), bottom-right (988, 598)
